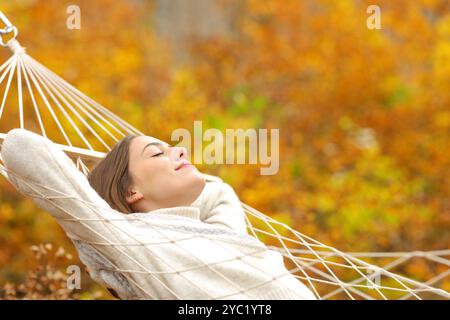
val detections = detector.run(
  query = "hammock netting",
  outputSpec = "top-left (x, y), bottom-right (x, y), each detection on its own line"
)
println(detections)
top-left (0, 15), bottom-right (449, 300)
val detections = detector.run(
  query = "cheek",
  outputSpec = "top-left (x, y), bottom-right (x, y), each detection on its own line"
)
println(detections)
top-left (137, 159), bottom-right (203, 199)
top-left (138, 159), bottom-right (173, 191)
top-left (142, 158), bottom-right (169, 178)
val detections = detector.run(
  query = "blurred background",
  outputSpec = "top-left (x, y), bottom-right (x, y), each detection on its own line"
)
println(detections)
top-left (0, 0), bottom-right (448, 299)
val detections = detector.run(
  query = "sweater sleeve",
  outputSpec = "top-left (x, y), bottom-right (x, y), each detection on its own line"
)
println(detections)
top-left (1, 129), bottom-right (126, 243)
top-left (193, 181), bottom-right (248, 235)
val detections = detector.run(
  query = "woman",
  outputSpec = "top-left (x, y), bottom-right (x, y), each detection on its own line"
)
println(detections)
top-left (86, 134), bottom-right (316, 300)
top-left (3, 128), bottom-right (316, 299)
top-left (87, 135), bottom-right (248, 234)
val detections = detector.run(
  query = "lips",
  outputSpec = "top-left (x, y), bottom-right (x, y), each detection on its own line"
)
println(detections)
top-left (175, 159), bottom-right (194, 171)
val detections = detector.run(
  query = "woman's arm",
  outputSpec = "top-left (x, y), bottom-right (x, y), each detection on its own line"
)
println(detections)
top-left (1, 129), bottom-right (127, 243)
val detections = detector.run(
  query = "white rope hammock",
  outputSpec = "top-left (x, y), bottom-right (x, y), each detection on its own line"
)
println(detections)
top-left (0, 12), bottom-right (449, 300)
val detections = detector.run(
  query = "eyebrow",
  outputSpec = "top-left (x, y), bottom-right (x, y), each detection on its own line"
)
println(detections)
top-left (141, 141), bottom-right (170, 155)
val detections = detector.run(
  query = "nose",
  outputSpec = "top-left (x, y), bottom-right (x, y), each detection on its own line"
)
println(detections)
top-left (171, 146), bottom-right (188, 160)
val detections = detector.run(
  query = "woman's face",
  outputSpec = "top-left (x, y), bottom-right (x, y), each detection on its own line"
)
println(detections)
top-left (126, 135), bottom-right (206, 212)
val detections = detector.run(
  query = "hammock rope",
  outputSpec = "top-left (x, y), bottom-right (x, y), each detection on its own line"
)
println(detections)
top-left (0, 12), bottom-right (448, 300)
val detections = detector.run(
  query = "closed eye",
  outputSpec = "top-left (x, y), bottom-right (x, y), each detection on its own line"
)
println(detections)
top-left (151, 152), bottom-right (164, 157)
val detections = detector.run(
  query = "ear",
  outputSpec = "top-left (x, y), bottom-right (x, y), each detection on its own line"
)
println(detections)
top-left (125, 189), bottom-right (144, 205)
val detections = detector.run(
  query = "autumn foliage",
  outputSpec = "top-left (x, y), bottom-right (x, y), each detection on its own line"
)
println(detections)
top-left (0, 0), bottom-right (448, 298)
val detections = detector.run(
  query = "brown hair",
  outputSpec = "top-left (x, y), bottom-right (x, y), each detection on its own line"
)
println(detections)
top-left (88, 135), bottom-right (138, 214)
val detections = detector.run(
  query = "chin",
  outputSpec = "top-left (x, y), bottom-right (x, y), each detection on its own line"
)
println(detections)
top-left (192, 171), bottom-right (206, 185)
top-left (188, 171), bottom-right (206, 189)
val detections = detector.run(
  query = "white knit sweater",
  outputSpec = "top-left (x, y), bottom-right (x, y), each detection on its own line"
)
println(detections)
top-left (2, 129), bottom-right (317, 300)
